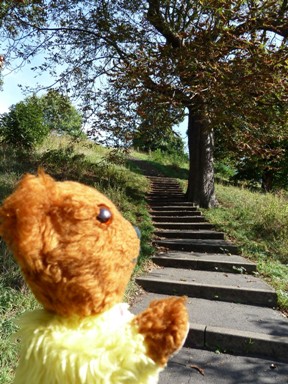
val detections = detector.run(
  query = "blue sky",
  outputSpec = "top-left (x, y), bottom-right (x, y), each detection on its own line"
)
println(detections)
top-left (0, 62), bottom-right (51, 113)
top-left (0, 69), bottom-right (30, 113)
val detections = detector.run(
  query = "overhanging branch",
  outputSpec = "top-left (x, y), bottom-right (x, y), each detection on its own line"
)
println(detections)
top-left (147, 0), bottom-right (182, 48)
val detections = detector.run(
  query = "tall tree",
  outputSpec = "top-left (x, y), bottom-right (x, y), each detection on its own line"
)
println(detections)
top-left (40, 90), bottom-right (83, 137)
top-left (1, 0), bottom-right (287, 207)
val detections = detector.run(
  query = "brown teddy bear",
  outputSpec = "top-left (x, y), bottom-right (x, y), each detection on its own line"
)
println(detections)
top-left (0, 170), bottom-right (188, 384)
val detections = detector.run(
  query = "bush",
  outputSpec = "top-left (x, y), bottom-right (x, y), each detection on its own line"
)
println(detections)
top-left (214, 161), bottom-right (237, 182)
top-left (0, 96), bottom-right (49, 150)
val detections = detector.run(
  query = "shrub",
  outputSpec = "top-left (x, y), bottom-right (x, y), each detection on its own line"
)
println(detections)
top-left (0, 96), bottom-right (49, 150)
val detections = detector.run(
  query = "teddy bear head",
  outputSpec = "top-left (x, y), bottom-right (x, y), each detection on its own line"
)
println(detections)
top-left (0, 171), bottom-right (140, 317)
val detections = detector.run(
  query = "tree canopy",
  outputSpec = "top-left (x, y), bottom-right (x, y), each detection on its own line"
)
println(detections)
top-left (40, 90), bottom-right (83, 137)
top-left (0, 0), bottom-right (287, 206)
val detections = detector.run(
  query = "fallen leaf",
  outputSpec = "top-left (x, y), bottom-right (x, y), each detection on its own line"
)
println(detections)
top-left (190, 365), bottom-right (205, 376)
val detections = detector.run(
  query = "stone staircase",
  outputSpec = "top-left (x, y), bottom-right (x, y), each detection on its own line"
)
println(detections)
top-left (132, 175), bottom-right (288, 365)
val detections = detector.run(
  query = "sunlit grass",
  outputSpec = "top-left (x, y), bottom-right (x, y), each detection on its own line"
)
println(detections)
top-left (204, 184), bottom-right (288, 310)
top-left (130, 148), bottom-right (189, 185)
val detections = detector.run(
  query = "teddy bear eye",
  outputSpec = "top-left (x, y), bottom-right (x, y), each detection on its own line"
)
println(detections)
top-left (97, 207), bottom-right (112, 223)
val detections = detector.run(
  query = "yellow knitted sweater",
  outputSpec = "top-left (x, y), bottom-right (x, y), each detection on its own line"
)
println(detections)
top-left (13, 304), bottom-right (162, 384)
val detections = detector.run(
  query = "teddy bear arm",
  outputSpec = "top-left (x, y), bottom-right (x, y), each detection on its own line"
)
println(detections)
top-left (132, 296), bottom-right (188, 366)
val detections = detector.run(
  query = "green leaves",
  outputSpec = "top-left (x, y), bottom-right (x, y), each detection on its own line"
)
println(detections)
top-left (40, 90), bottom-right (83, 137)
top-left (0, 95), bottom-right (48, 150)
top-left (0, 92), bottom-right (83, 150)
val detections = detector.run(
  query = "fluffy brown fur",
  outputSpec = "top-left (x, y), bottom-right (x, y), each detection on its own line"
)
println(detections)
top-left (0, 170), bottom-right (140, 317)
top-left (0, 170), bottom-right (188, 367)
top-left (133, 297), bottom-right (188, 365)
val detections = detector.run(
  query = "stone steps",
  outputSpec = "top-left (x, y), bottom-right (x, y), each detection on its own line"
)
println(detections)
top-left (147, 200), bottom-right (185, 206)
top-left (128, 170), bottom-right (288, 363)
top-left (151, 210), bottom-right (202, 216)
top-left (150, 206), bottom-right (198, 211)
top-left (152, 251), bottom-right (256, 273)
top-left (132, 292), bottom-right (288, 363)
top-left (154, 229), bottom-right (225, 240)
top-left (136, 267), bottom-right (277, 307)
top-left (148, 192), bottom-right (185, 197)
top-left (152, 215), bottom-right (208, 223)
top-left (154, 238), bottom-right (239, 254)
top-left (150, 201), bottom-right (196, 207)
top-left (153, 222), bottom-right (215, 230)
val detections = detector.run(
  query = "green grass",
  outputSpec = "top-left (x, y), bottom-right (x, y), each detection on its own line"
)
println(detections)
top-left (0, 135), bottom-right (154, 383)
top-left (204, 184), bottom-right (288, 311)
top-left (130, 148), bottom-right (189, 190)
top-left (0, 242), bottom-right (39, 384)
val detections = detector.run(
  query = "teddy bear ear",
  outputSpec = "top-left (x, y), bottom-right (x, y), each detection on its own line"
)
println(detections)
top-left (0, 169), bottom-right (56, 235)
top-left (0, 170), bottom-right (58, 263)
top-left (37, 167), bottom-right (56, 188)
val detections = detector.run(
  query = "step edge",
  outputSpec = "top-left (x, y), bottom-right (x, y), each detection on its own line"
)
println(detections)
top-left (151, 256), bottom-right (256, 267)
top-left (154, 239), bottom-right (237, 246)
top-left (186, 323), bottom-right (288, 362)
top-left (136, 276), bottom-right (275, 294)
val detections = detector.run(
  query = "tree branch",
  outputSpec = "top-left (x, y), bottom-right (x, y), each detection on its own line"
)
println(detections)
top-left (147, 0), bottom-right (182, 48)
top-left (13, 15), bottom-right (131, 63)
top-left (140, 72), bottom-right (193, 107)
top-left (233, 17), bottom-right (288, 39)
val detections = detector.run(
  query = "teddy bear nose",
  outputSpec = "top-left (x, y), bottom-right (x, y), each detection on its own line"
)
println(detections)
top-left (134, 226), bottom-right (141, 239)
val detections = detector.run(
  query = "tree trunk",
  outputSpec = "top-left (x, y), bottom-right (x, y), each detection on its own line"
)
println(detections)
top-left (261, 167), bottom-right (274, 192)
top-left (186, 105), bottom-right (217, 208)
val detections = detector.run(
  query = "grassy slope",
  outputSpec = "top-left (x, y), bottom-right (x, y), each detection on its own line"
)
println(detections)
top-left (204, 184), bottom-right (288, 310)
top-left (0, 136), bottom-right (154, 383)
